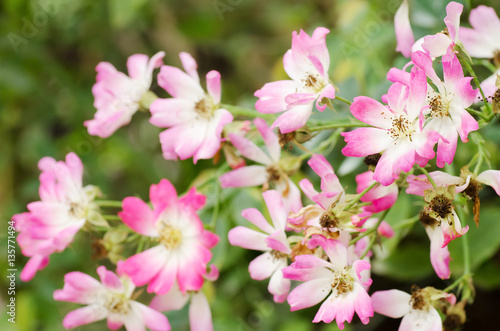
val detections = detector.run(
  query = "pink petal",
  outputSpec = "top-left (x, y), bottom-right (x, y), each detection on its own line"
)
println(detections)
top-left (350, 96), bottom-right (391, 129)
top-left (241, 208), bottom-right (275, 234)
top-left (341, 128), bottom-right (394, 158)
top-left (255, 80), bottom-right (298, 114)
top-left (219, 165), bottom-right (268, 188)
top-left (193, 108), bottom-right (233, 163)
top-left (62, 305), bottom-right (107, 329)
top-left (371, 290), bottom-right (411, 318)
top-left (228, 133), bottom-right (271, 165)
top-left (179, 52), bottom-right (199, 82)
top-left (263, 190), bottom-right (287, 231)
top-left (352, 260), bottom-right (372, 287)
top-left (121, 246), bottom-right (167, 288)
top-left (248, 251), bottom-right (282, 280)
top-left (421, 33), bottom-right (452, 58)
top-left (477, 170), bottom-right (500, 195)
top-left (442, 48), bottom-right (464, 91)
top-left (287, 278), bottom-right (332, 311)
top-left (119, 197), bottom-right (158, 237)
top-left (426, 226), bottom-right (451, 279)
top-left (268, 268), bottom-right (291, 303)
top-left (254, 118), bottom-right (281, 162)
top-left (131, 301), bottom-right (171, 331)
top-left (20, 255), bottom-right (49, 282)
top-left (97, 266), bottom-right (123, 291)
top-left (126, 54), bottom-right (149, 80)
top-left (157, 65), bottom-right (204, 101)
top-left (149, 98), bottom-right (196, 128)
top-left (444, 1), bottom-right (463, 42)
top-left (353, 284), bottom-right (374, 325)
top-left (150, 283), bottom-right (189, 312)
top-left (400, 307), bottom-right (442, 331)
top-left (394, 0), bottom-right (415, 57)
top-left (459, 27), bottom-right (496, 58)
top-left (271, 103), bottom-right (313, 134)
top-left (373, 140), bottom-right (415, 186)
top-left (206, 70), bottom-right (221, 105)
top-left (150, 179), bottom-right (179, 212)
top-left (179, 187), bottom-right (206, 211)
top-left (189, 292), bottom-right (213, 331)
top-left (228, 226), bottom-right (268, 251)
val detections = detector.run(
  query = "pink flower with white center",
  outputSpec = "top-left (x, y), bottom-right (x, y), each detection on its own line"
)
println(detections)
top-left (355, 170), bottom-right (398, 219)
top-left (219, 118), bottom-right (302, 213)
top-left (254, 27), bottom-right (336, 134)
top-left (150, 267), bottom-right (219, 331)
top-left (411, 48), bottom-right (478, 168)
top-left (85, 52), bottom-right (165, 138)
top-left (421, 2), bottom-right (463, 58)
top-left (54, 264), bottom-right (169, 330)
top-left (282, 236), bottom-right (373, 328)
top-left (341, 68), bottom-right (439, 186)
top-left (371, 287), bottom-right (455, 331)
top-left (228, 190), bottom-right (292, 303)
top-left (13, 153), bottom-right (100, 281)
top-left (290, 154), bottom-right (364, 236)
top-left (460, 6), bottom-right (500, 60)
top-left (150, 52), bottom-right (233, 163)
top-left (119, 179), bottom-right (219, 295)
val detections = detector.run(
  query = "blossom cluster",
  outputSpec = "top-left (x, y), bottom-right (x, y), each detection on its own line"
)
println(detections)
top-left (12, 1), bottom-right (500, 330)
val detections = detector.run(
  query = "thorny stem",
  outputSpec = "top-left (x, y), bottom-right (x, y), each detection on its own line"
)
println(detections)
top-left (222, 104), bottom-right (274, 120)
top-left (418, 166), bottom-right (437, 189)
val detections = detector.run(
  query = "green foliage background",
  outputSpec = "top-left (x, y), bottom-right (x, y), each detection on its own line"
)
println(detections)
top-left (2, 0), bottom-right (500, 330)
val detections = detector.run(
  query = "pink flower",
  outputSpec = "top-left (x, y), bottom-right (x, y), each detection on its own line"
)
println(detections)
top-left (219, 118), bottom-right (302, 213)
top-left (282, 236), bottom-right (373, 328)
top-left (425, 224), bottom-right (451, 279)
top-left (460, 5), bottom-right (500, 59)
top-left (119, 179), bottom-right (219, 294)
top-left (13, 153), bottom-right (100, 281)
top-left (421, 2), bottom-right (463, 58)
top-left (355, 170), bottom-right (398, 218)
top-left (228, 190), bottom-right (292, 303)
top-left (255, 27), bottom-right (335, 133)
top-left (394, 0), bottom-right (415, 57)
top-left (411, 48), bottom-right (478, 168)
top-left (372, 287), bottom-right (455, 331)
top-left (341, 68), bottom-right (439, 186)
top-left (54, 264), bottom-right (169, 330)
top-left (150, 52), bottom-right (233, 163)
top-left (85, 52), bottom-right (165, 138)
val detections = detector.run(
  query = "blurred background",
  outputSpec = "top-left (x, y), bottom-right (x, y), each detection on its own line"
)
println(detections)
top-left (2, 0), bottom-right (500, 329)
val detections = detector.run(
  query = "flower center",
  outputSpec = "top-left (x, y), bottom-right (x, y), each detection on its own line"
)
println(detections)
top-left (410, 289), bottom-right (429, 311)
top-left (430, 194), bottom-right (453, 219)
top-left (195, 95), bottom-right (215, 119)
top-left (157, 223), bottom-right (183, 249)
top-left (270, 250), bottom-right (288, 262)
top-left (429, 94), bottom-right (450, 119)
top-left (104, 292), bottom-right (130, 315)
top-left (266, 165), bottom-right (284, 182)
top-left (302, 73), bottom-right (326, 93)
top-left (320, 212), bottom-right (338, 229)
top-left (69, 202), bottom-right (87, 219)
top-left (331, 268), bottom-right (354, 295)
top-left (388, 115), bottom-right (413, 140)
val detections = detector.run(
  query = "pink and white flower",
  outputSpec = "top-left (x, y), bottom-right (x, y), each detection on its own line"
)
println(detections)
top-left (85, 52), bottom-right (165, 138)
top-left (119, 179), bottom-right (219, 294)
top-left (394, 0), bottom-right (414, 58)
top-left (13, 153), bottom-right (100, 281)
top-left (460, 5), bottom-right (500, 59)
top-left (341, 68), bottom-right (439, 186)
top-left (228, 190), bottom-right (292, 303)
top-left (255, 27), bottom-right (335, 133)
top-left (411, 48), bottom-right (478, 168)
top-left (54, 264), bottom-right (169, 330)
top-left (282, 236), bottom-right (373, 328)
top-left (219, 118), bottom-right (302, 213)
top-left (150, 52), bottom-right (233, 163)
top-left (371, 287), bottom-right (455, 331)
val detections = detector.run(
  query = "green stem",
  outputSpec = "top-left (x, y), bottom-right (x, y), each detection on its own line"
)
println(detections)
top-left (443, 274), bottom-right (468, 293)
top-left (136, 236), bottom-right (146, 254)
top-left (418, 166), bottom-right (437, 189)
top-left (466, 107), bottom-right (488, 120)
top-left (221, 104), bottom-right (274, 120)
top-left (335, 95), bottom-right (352, 105)
top-left (350, 208), bottom-right (391, 247)
top-left (96, 200), bottom-right (123, 208)
top-left (344, 182), bottom-right (378, 212)
top-left (309, 120), bottom-right (369, 132)
top-left (102, 215), bottom-right (122, 221)
top-left (139, 91), bottom-right (159, 111)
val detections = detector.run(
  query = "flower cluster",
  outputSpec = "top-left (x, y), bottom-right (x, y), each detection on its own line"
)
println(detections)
top-left (13, 1), bottom-right (500, 330)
